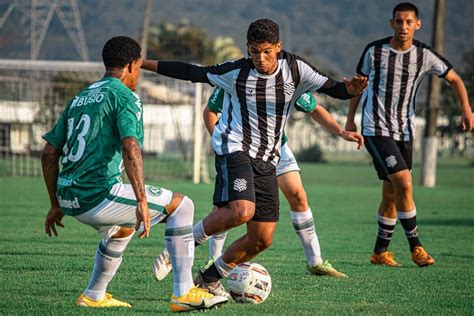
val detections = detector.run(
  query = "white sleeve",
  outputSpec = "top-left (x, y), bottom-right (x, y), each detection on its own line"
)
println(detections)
top-left (296, 59), bottom-right (329, 92)
top-left (356, 46), bottom-right (372, 77)
top-left (426, 49), bottom-right (452, 78)
top-left (205, 60), bottom-right (242, 92)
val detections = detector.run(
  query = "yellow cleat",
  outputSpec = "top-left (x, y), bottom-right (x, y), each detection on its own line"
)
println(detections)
top-left (412, 246), bottom-right (435, 267)
top-left (170, 286), bottom-right (228, 312)
top-left (370, 251), bottom-right (402, 267)
top-left (76, 293), bottom-right (131, 308)
top-left (307, 261), bottom-right (348, 278)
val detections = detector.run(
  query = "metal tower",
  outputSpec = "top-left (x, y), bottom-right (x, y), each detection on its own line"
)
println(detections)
top-left (0, 0), bottom-right (89, 61)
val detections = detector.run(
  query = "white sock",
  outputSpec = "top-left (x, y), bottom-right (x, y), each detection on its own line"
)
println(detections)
top-left (193, 219), bottom-right (210, 246)
top-left (84, 233), bottom-right (133, 301)
top-left (291, 209), bottom-right (322, 266)
top-left (166, 196), bottom-right (195, 297)
top-left (209, 231), bottom-right (228, 259)
top-left (214, 256), bottom-right (235, 278)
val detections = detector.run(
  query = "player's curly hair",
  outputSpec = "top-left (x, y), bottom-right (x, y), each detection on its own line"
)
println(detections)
top-left (247, 19), bottom-right (279, 44)
top-left (393, 2), bottom-right (419, 18)
top-left (102, 36), bottom-right (141, 68)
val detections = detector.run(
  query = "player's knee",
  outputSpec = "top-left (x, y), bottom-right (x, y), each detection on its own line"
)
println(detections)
top-left (165, 192), bottom-right (189, 215)
top-left (394, 177), bottom-right (412, 195)
top-left (254, 236), bottom-right (273, 252)
top-left (229, 201), bottom-right (255, 224)
top-left (288, 189), bottom-right (308, 210)
top-left (112, 227), bottom-right (135, 238)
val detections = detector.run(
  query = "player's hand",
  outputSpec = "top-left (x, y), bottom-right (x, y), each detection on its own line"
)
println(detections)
top-left (135, 200), bottom-right (150, 239)
top-left (345, 120), bottom-right (358, 132)
top-left (340, 130), bottom-right (364, 150)
top-left (343, 75), bottom-right (368, 95)
top-left (460, 111), bottom-right (473, 132)
top-left (44, 205), bottom-right (65, 237)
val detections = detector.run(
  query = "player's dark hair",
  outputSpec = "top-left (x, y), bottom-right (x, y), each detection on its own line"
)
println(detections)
top-left (247, 19), bottom-right (280, 44)
top-left (102, 36), bottom-right (141, 68)
top-left (393, 2), bottom-right (419, 18)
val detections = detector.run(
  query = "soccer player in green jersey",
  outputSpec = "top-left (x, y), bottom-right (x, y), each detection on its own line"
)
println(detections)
top-left (152, 89), bottom-right (363, 281)
top-left (41, 36), bottom-right (227, 312)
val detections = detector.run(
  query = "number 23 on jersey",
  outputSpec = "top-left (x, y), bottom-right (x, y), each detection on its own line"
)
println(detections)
top-left (62, 114), bottom-right (91, 163)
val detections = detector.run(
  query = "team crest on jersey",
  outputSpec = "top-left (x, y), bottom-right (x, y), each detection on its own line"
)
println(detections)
top-left (233, 178), bottom-right (247, 192)
top-left (146, 186), bottom-right (162, 197)
top-left (283, 82), bottom-right (295, 95)
top-left (385, 155), bottom-right (398, 168)
top-left (408, 63), bottom-right (418, 74)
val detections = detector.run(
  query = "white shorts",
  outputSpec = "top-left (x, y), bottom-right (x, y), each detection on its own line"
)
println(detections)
top-left (74, 183), bottom-right (173, 238)
top-left (276, 143), bottom-right (300, 177)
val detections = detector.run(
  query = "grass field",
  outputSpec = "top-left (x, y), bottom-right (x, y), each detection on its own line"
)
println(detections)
top-left (0, 161), bottom-right (473, 314)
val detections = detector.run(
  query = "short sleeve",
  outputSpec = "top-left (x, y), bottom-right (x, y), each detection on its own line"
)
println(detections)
top-left (426, 49), bottom-right (452, 78)
top-left (207, 87), bottom-right (225, 113)
top-left (295, 92), bottom-right (318, 113)
top-left (116, 92), bottom-right (143, 144)
top-left (42, 103), bottom-right (70, 151)
top-left (297, 59), bottom-right (329, 92)
top-left (356, 45), bottom-right (372, 77)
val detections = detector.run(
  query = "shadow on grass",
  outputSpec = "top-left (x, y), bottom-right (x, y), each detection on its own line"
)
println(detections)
top-left (437, 252), bottom-right (474, 260)
top-left (0, 251), bottom-right (89, 257)
top-left (362, 218), bottom-right (474, 227)
top-left (417, 218), bottom-right (474, 227)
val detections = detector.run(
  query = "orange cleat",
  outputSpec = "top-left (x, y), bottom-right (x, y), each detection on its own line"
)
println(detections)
top-left (412, 246), bottom-right (435, 267)
top-left (370, 251), bottom-right (402, 267)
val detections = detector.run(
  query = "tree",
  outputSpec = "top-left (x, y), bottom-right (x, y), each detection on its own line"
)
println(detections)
top-left (146, 20), bottom-right (242, 64)
top-left (439, 49), bottom-right (473, 157)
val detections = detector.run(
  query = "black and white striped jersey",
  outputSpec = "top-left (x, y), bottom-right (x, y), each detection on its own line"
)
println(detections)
top-left (204, 50), bottom-right (343, 165)
top-left (356, 37), bottom-right (452, 141)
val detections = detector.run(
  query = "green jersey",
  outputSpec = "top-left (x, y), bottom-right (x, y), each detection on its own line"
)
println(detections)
top-left (207, 87), bottom-right (317, 146)
top-left (43, 77), bottom-right (143, 216)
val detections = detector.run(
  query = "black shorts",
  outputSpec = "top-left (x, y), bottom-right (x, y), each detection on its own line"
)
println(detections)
top-left (364, 136), bottom-right (413, 181)
top-left (213, 151), bottom-right (279, 222)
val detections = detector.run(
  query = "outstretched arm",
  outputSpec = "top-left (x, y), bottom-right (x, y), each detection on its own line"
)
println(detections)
top-left (310, 105), bottom-right (364, 149)
top-left (444, 70), bottom-right (473, 132)
top-left (122, 136), bottom-right (150, 238)
top-left (141, 59), bottom-right (210, 83)
top-left (42, 143), bottom-right (65, 237)
top-left (315, 76), bottom-right (367, 100)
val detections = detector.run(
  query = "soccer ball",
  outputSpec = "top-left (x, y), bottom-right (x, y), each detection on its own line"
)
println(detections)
top-left (227, 262), bottom-right (272, 304)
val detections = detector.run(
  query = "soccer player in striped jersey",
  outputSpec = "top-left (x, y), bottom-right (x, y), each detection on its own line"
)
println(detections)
top-left (345, 2), bottom-right (473, 267)
top-left (41, 36), bottom-right (227, 312)
top-left (202, 88), bottom-right (363, 277)
top-left (143, 18), bottom-right (367, 295)
top-left (152, 90), bottom-right (363, 281)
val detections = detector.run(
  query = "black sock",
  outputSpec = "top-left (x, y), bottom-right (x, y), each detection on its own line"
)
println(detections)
top-left (201, 262), bottom-right (222, 283)
top-left (398, 209), bottom-right (422, 252)
top-left (374, 215), bottom-right (396, 253)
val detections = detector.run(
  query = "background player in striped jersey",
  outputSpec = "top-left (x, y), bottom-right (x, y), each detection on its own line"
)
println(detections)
top-left (202, 88), bottom-right (364, 277)
top-left (143, 18), bottom-right (367, 295)
top-left (345, 2), bottom-right (472, 267)
top-left (41, 36), bottom-right (227, 312)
